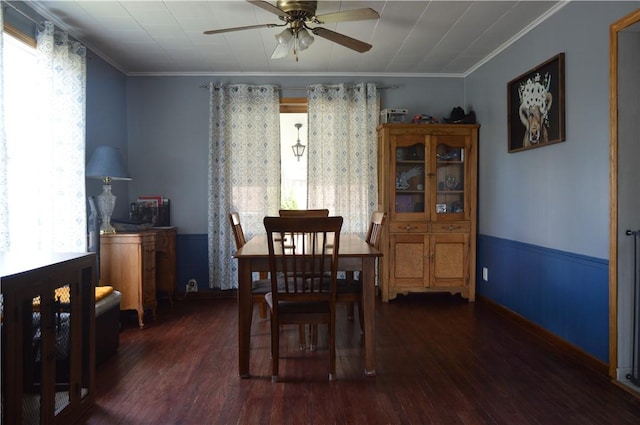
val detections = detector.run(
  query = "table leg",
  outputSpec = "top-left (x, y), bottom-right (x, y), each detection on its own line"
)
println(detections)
top-left (137, 308), bottom-right (145, 329)
top-left (361, 257), bottom-right (376, 376)
top-left (238, 258), bottom-right (253, 378)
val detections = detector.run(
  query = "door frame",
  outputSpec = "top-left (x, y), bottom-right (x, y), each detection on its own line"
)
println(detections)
top-left (608, 8), bottom-right (640, 380)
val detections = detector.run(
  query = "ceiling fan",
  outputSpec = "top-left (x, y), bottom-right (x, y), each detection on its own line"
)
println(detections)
top-left (203, 1), bottom-right (380, 61)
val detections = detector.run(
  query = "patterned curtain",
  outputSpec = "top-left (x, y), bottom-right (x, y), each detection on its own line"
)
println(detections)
top-left (307, 83), bottom-right (379, 235)
top-left (208, 84), bottom-right (281, 290)
top-left (0, 6), bottom-right (7, 251)
top-left (0, 21), bottom-right (86, 252)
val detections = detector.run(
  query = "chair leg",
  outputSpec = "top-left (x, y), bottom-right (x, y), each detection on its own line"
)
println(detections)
top-left (328, 317), bottom-right (336, 381)
top-left (258, 273), bottom-right (268, 319)
top-left (259, 300), bottom-right (267, 319)
top-left (346, 302), bottom-right (355, 320)
top-left (310, 324), bottom-right (318, 351)
top-left (298, 324), bottom-right (306, 351)
top-left (271, 314), bottom-right (279, 382)
top-left (357, 299), bottom-right (365, 335)
top-left (345, 272), bottom-right (356, 321)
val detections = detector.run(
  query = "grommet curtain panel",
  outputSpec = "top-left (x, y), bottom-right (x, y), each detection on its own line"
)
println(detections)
top-left (307, 83), bottom-right (379, 236)
top-left (208, 84), bottom-right (281, 290)
top-left (0, 20), bottom-right (87, 252)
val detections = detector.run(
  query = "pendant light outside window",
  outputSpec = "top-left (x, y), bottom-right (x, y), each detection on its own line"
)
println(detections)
top-left (291, 123), bottom-right (306, 161)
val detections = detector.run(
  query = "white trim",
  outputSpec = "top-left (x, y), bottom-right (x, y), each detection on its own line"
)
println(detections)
top-left (27, 0), bottom-right (570, 78)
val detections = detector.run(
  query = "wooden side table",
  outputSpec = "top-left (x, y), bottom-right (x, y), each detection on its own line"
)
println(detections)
top-left (153, 227), bottom-right (177, 304)
top-left (100, 227), bottom-right (177, 328)
top-left (100, 232), bottom-right (157, 328)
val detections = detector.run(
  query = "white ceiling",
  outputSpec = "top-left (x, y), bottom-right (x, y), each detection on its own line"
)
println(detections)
top-left (27, 0), bottom-right (567, 76)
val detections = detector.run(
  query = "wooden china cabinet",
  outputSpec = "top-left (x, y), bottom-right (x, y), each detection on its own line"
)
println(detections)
top-left (377, 123), bottom-right (479, 302)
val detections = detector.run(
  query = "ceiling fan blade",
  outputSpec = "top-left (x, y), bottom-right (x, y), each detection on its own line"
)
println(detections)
top-left (203, 23), bottom-right (279, 35)
top-left (314, 8), bottom-right (380, 24)
top-left (311, 27), bottom-right (372, 53)
top-left (247, 0), bottom-right (288, 19)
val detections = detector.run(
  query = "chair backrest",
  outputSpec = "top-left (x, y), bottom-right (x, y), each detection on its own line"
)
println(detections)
top-left (365, 211), bottom-right (385, 250)
top-left (264, 216), bottom-right (343, 304)
top-left (229, 212), bottom-right (246, 249)
top-left (279, 209), bottom-right (330, 217)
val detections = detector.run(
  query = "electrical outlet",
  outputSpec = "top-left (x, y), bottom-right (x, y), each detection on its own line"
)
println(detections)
top-left (482, 267), bottom-right (489, 282)
top-left (186, 278), bottom-right (198, 292)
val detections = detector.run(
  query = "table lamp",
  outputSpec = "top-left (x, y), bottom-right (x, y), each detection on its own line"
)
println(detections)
top-left (86, 146), bottom-right (131, 234)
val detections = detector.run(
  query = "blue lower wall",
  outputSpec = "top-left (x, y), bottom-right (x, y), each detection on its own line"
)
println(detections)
top-left (477, 235), bottom-right (609, 362)
top-left (176, 234), bottom-right (209, 292)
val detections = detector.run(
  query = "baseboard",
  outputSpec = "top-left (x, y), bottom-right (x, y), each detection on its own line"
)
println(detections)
top-left (612, 379), bottom-right (640, 400)
top-left (477, 295), bottom-right (608, 376)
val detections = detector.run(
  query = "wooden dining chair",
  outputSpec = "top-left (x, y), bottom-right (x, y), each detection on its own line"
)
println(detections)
top-left (338, 211), bottom-right (385, 332)
top-left (263, 216), bottom-right (343, 382)
top-left (229, 212), bottom-right (270, 319)
top-left (278, 208), bottom-right (330, 347)
top-left (278, 209), bottom-right (329, 217)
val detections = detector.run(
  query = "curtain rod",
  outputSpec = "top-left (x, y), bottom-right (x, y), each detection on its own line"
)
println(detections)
top-left (200, 83), bottom-right (399, 90)
top-left (3, 1), bottom-right (39, 25)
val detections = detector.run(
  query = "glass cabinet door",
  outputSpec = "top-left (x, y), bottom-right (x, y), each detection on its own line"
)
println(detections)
top-left (434, 138), bottom-right (466, 220)
top-left (394, 142), bottom-right (426, 217)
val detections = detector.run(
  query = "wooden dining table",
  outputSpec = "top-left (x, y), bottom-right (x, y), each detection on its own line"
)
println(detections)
top-left (233, 233), bottom-right (382, 378)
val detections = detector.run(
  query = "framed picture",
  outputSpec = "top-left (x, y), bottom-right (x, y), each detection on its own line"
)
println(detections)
top-left (137, 195), bottom-right (161, 207)
top-left (507, 53), bottom-right (565, 153)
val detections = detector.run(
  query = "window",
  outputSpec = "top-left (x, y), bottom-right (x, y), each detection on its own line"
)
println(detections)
top-left (280, 98), bottom-right (308, 209)
top-left (2, 25), bottom-right (87, 252)
top-left (3, 31), bottom-right (43, 251)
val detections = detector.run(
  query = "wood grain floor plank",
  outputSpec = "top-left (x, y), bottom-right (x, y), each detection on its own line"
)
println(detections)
top-left (77, 294), bottom-right (640, 425)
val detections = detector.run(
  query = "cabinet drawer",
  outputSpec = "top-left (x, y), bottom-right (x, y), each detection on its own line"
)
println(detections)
top-left (389, 222), bottom-right (428, 233)
top-left (431, 222), bottom-right (471, 233)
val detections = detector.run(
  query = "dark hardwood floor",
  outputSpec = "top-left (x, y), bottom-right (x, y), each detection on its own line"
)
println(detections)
top-left (79, 293), bottom-right (640, 425)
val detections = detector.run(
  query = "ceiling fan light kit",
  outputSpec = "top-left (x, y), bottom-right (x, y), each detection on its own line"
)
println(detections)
top-left (204, 0), bottom-right (379, 61)
top-left (272, 22), bottom-right (315, 61)
top-left (276, 28), bottom-right (293, 45)
top-left (298, 28), bottom-right (314, 49)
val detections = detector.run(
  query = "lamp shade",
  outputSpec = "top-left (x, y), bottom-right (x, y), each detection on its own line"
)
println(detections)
top-left (275, 28), bottom-right (293, 46)
top-left (86, 146), bottom-right (131, 180)
top-left (297, 28), bottom-right (314, 50)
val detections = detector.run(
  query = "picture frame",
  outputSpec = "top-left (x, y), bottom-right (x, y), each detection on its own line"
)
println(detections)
top-left (137, 195), bottom-right (161, 207)
top-left (507, 53), bottom-right (565, 153)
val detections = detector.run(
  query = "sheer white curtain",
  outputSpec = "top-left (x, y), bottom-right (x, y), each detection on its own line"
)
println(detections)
top-left (307, 83), bottom-right (379, 235)
top-left (0, 21), bottom-right (87, 252)
top-left (208, 84), bottom-right (281, 289)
